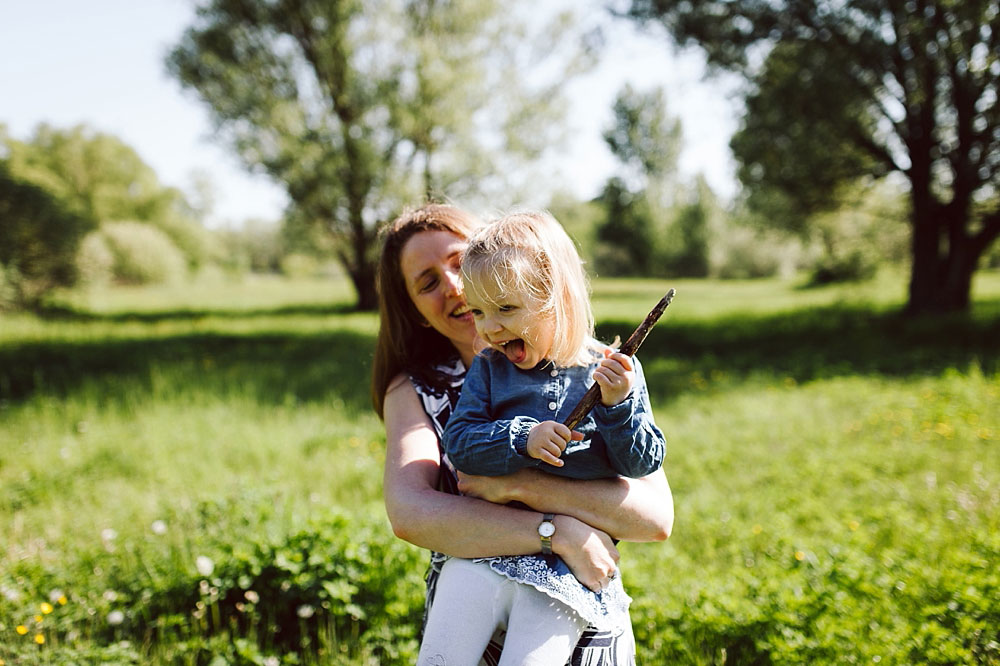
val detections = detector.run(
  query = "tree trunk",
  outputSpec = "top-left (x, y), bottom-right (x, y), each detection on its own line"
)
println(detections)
top-left (349, 261), bottom-right (378, 311)
top-left (906, 208), bottom-right (976, 316)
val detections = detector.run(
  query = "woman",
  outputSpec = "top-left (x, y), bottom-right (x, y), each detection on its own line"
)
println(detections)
top-left (372, 203), bottom-right (674, 664)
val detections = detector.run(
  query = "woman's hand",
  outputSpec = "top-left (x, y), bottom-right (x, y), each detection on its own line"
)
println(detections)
top-left (551, 514), bottom-right (620, 593)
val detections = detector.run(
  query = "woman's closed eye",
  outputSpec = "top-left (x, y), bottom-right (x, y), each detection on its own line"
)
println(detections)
top-left (418, 277), bottom-right (438, 293)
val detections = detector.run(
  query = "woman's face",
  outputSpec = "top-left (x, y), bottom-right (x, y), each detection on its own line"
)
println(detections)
top-left (399, 230), bottom-right (477, 357)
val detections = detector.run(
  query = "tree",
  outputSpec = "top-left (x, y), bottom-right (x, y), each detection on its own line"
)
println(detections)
top-left (168, 0), bottom-right (591, 310)
top-left (595, 177), bottom-right (657, 276)
top-left (626, 0), bottom-right (1000, 314)
top-left (669, 177), bottom-right (712, 277)
top-left (3, 124), bottom-right (212, 272)
top-left (603, 83), bottom-right (682, 199)
top-left (0, 164), bottom-right (94, 308)
top-left (595, 84), bottom-right (683, 276)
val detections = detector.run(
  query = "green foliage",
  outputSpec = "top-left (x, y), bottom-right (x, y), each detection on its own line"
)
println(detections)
top-left (603, 84), bottom-right (681, 186)
top-left (710, 225), bottom-right (791, 280)
top-left (545, 191), bottom-right (604, 266)
top-left (167, 0), bottom-right (591, 309)
top-left (731, 41), bottom-right (883, 232)
top-left (665, 198), bottom-right (711, 278)
top-left (0, 165), bottom-right (95, 308)
top-left (626, 0), bottom-right (1000, 313)
top-left (1, 123), bottom-right (216, 291)
top-left (75, 231), bottom-right (116, 286)
top-left (594, 178), bottom-right (658, 277)
top-left (98, 221), bottom-right (189, 285)
top-left (2, 274), bottom-right (999, 663)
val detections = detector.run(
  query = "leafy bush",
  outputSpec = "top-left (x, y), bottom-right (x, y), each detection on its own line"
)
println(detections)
top-left (75, 230), bottom-right (116, 285)
top-left (808, 248), bottom-right (878, 285)
top-left (712, 226), bottom-right (792, 279)
top-left (280, 253), bottom-right (320, 278)
top-left (100, 221), bottom-right (188, 285)
top-left (0, 166), bottom-right (95, 308)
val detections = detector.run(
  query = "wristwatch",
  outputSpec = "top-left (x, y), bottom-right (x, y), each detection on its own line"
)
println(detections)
top-left (538, 513), bottom-right (556, 555)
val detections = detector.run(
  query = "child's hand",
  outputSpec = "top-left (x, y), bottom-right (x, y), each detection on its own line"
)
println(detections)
top-left (527, 421), bottom-right (583, 467)
top-left (594, 349), bottom-right (635, 406)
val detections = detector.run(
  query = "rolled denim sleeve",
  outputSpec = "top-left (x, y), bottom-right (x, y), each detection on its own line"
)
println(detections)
top-left (442, 356), bottom-right (540, 476)
top-left (592, 356), bottom-right (665, 478)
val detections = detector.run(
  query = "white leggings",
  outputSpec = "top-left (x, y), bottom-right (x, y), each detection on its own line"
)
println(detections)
top-left (417, 557), bottom-right (590, 666)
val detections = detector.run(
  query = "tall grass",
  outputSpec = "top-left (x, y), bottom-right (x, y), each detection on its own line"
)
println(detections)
top-left (1, 271), bottom-right (998, 663)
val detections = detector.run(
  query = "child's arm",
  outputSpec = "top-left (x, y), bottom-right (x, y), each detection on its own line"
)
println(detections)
top-left (443, 356), bottom-right (545, 476)
top-left (592, 354), bottom-right (666, 478)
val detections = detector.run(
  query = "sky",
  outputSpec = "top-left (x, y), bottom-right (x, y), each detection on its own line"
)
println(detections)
top-left (0, 0), bottom-right (741, 227)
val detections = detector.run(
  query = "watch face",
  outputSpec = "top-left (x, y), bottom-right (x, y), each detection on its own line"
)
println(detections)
top-left (539, 522), bottom-right (555, 538)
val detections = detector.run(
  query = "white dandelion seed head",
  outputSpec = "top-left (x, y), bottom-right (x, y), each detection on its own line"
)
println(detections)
top-left (48, 589), bottom-right (64, 603)
top-left (195, 555), bottom-right (214, 577)
top-left (263, 658), bottom-right (280, 666)
top-left (244, 590), bottom-right (260, 604)
top-left (296, 604), bottom-right (315, 618)
top-left (151, 520), bottom-right (167, 535)
top-left (107, 610), bottom-right (125, 625)
top-left (101, 528), bottom-right (117, 542)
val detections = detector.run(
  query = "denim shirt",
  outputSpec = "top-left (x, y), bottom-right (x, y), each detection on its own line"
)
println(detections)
top-left (442, 348), bottom-right (665, 479)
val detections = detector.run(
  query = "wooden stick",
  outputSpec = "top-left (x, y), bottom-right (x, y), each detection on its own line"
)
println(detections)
top-left (562, 288), bottom-right (676, 430)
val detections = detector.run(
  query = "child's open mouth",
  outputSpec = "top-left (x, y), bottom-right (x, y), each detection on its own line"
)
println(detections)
top-left (499, 338), bottom-right (526, 364)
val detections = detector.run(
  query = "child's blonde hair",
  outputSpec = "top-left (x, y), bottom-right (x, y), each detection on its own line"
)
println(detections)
top-left (461, 210), bottom-right (600, 367)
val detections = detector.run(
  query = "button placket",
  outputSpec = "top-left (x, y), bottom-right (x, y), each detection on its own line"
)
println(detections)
top-left (545, 368), bottom-right (560, 414)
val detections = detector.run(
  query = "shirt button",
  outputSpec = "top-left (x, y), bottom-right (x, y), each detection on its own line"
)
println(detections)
top-left (550, 369), bottom-right (558, 377)
top-left (548, 401), bottom-right (557, 410)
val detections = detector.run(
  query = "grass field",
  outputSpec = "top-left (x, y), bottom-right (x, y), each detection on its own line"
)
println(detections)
top-left (1, 270), bottom-right (998, 664)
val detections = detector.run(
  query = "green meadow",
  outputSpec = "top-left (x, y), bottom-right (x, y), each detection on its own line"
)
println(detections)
top-left (2, 271), bottom-right (998, 664)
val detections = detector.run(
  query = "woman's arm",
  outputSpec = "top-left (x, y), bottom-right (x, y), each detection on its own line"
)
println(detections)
top-left (382, 375), bottom-right (619, 591)
top-left (457, 467), bottom-right (673, 543)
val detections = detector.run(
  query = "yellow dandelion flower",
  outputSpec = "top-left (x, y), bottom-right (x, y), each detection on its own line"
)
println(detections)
top-left (40, 602), bottom-right (54, 614)
top-left (58, 595), bottom-right (68, 605)
top-left (35, 633), bottom-right (45, 645)
top-left (795, 551), bottom-right (806, 561)
top-left (752, 524), bottom-right (763, 535)
top-left (34, 615), bottom-right (43, 623)
top-left (933, 422), bottom-right (954, 437)
top-left (848, 520), bottom-right (860, 531)
top-left (16, 625), bottom-right (28, 635)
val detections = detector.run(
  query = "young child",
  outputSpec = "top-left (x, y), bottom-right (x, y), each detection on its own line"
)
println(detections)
top-left (418, 211), bottom-right (666, 665)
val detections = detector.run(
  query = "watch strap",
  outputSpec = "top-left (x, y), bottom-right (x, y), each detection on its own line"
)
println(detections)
top-left (539, 512), bottom-right (555, 555)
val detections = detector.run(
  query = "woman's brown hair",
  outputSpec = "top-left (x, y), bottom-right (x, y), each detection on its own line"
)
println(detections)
top-left (371, 203), bottom-right (480, 418)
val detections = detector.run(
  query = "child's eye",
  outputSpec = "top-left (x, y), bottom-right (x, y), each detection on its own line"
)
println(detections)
top-left (499, 305), bottom-right (517, 313)
top-left (470, 309), bottom-right (483, 318)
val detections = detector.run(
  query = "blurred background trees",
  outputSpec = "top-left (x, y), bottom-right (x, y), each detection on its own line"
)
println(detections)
top-left (3, 0), bottom-right (998, 313)
top-left (1, 124), bottom-right (214, 308)
top-left (625, 0), bottom-right (1000, 314)
top-left (166, 0), bottom-right (593, 310)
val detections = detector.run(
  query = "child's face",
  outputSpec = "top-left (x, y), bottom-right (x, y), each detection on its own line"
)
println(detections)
top-left (466, 271), bottom-right (554, 371)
